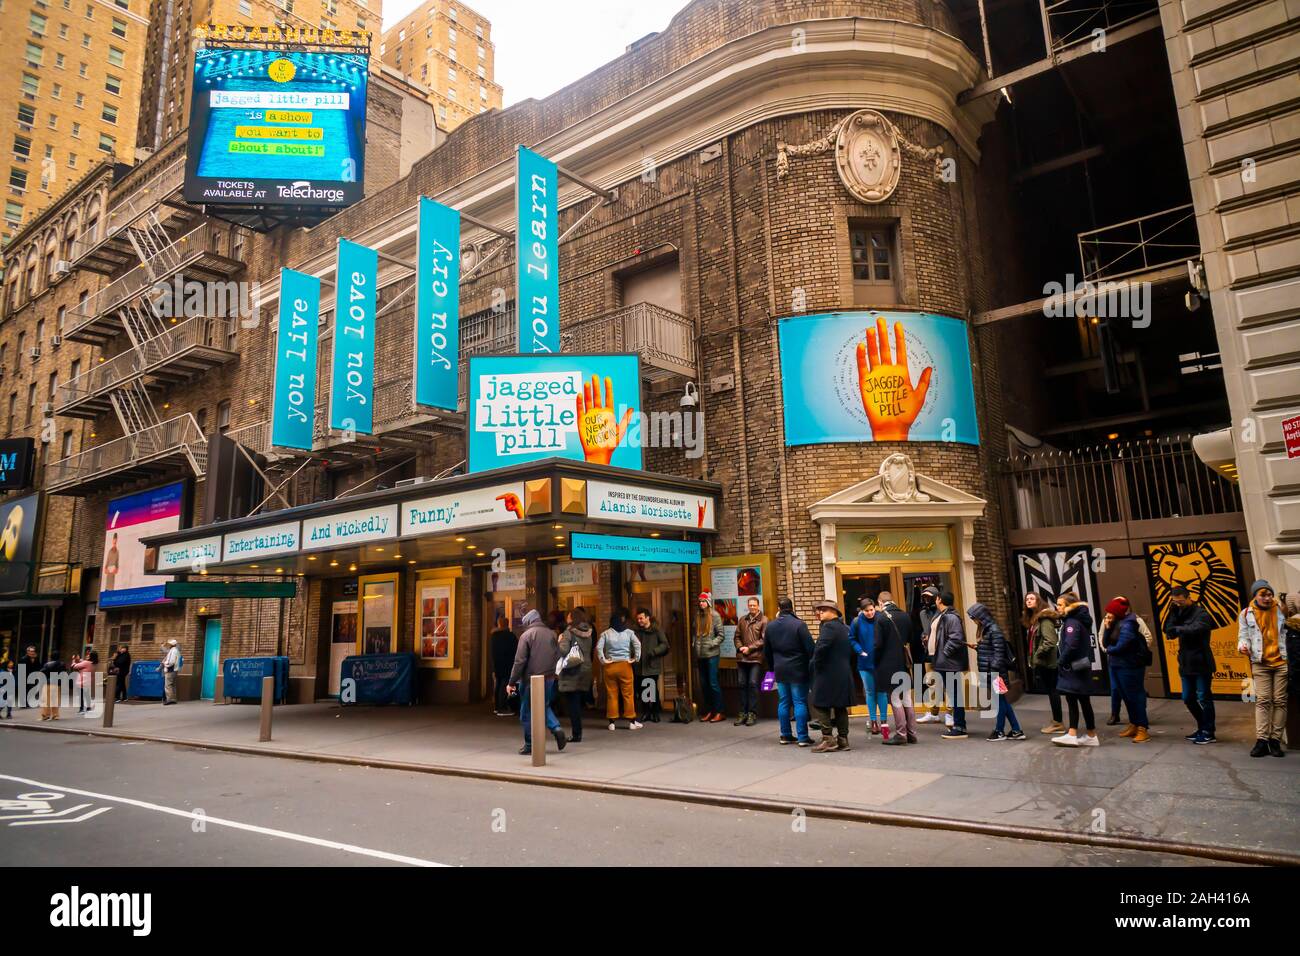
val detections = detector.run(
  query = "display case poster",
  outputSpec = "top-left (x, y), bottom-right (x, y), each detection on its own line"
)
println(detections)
top-left (418, 581), bottom-right (454, 665)
top-left (708, 564), bottom-right (764, 661)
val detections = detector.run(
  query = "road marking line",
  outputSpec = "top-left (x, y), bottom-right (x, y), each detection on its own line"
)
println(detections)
top-left (0, 774), bottom-right (447, 867)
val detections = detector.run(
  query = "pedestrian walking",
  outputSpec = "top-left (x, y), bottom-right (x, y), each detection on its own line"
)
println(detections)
top-left (693, 592), bottom-right (725, 722)
top-left (1237, 580), bottom-right (1288, 758)
top-left (110, 644), bottom-right (131, 702)
top-left (507, 608), bottom-right (567, 756)
top-left (556, 607), bottom-right (595, 743)
top-left (764, 597), bottom-right (815, 747)
top-left (72, 653), bottom-right (94, 715)
top-left (1162, 586), bottom-right (1217, 744)
top-left (850, 597), bottom-right (884, 735)
top-left (40, 651), bottom-right (66, 720)
top-left (1053, 593), bottom-right (1100, 747)
top-left (809, 600), bottom-right (854, 753)
top-left (970, 603), bottom-right (1023, 740)
top-left (1100, 597), bottom-right (1149, 742)
top-left (734, 596), bottom-right (767, 726)
top-left (931, 592), bottom-right (971, 740)
top-left (634, 607), bottom-right (670, 723)
top-left (1023, 593), bottom-right (1064, 734)
top-left (874, 596), bottom-right (915, 745)
top-left (598, 610), bottom-right (642, 731)
top-left (489, 616), bottom-right (518, 716)
top-left (161, 639), bottom-right (181, 705)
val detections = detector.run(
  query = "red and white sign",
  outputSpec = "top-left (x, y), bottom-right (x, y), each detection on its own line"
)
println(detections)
top-left (1284, 414), bottom-right (1300, 460)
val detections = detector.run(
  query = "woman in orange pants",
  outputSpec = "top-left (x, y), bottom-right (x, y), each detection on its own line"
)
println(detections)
top-left (597, 610), bottom-right (643, 731)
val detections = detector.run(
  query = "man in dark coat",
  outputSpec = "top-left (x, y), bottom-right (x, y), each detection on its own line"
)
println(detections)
top-left (109, 644), bottom-right (132, 702)
top-left (764, 598), bottom-right (816, 746)
top-left (489, 616), bottom-right (518, 716)
top-left (873, 603), bottom-right (915, 745)
top-left (931, 592), bottom-right (970, 739)
top-left (1163, 586), bottom-right (1217, 743)
top-left (809, 600), bottom-right (855, 753)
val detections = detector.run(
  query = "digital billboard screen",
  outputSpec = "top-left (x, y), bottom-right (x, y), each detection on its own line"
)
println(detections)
top-left (100, 482), bottom-right (187, 608)
top-left (183, 47), bottom-right (368, 207)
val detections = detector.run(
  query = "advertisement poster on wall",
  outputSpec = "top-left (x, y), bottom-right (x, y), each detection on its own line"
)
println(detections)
top-left (1014, 547), bottom-right (1105, 676)
top-left (701, 554), bottom-right (775, 664)
top-left (0, 492), bottom-right (40, 596)
top-left (328, 587), bottom-right (358, 697)
top-left (467, 354), bottom-right (643, 472)
top-left (779, 311), bottom-right (979, 446)
top-left (100, 482), bottom-right (186, 608)
top-left (1143, 538), bottom-right (1248, 699)
top-left (417, 579), bottom-right (455, 666)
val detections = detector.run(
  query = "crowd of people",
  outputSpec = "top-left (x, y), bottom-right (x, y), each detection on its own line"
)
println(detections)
top-left (0, 638), bottom-right (176, 718)
top-left (490, 581), bottom-right (1299, 759)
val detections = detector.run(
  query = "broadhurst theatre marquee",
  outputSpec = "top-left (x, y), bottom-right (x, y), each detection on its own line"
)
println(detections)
top-left (141, 458), bottom-right (719, 703)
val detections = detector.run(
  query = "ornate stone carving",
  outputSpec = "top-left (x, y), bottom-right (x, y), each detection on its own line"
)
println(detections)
top-left (777, 109), bottom-right (947, 197)
top-left (871, 453), bottom-right (931, 503)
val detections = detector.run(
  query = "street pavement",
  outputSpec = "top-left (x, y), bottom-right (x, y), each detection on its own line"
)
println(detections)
top-left (0, 732), bottom-right (1234, 867)
top-left (2, 691), bottom-right (1296, 860)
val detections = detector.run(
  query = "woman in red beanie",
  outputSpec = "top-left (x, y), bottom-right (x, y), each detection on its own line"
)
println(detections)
top-left (1101, 595), bottom-right (1150, 741)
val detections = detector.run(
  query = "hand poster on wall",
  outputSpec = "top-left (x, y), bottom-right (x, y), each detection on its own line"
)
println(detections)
top-left (779, 311), bottom-right (979, 446)
top-left (1143, 538), bottom-right (1248, 699)
top-left (706, 562), bottom-right (766, 662)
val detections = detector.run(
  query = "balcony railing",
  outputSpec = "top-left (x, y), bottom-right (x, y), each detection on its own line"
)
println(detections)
top-left (562, 302), bottom-right (697, 380)
top-left (46, 414), bottom-right (207, 494)
top-left (1000, 435), bottom-right (1242, 531)
top-left (1077, 204), bottom-right (1199, 284)
top-left (67, 157), bottom-right (187, 264)
top-left (56, 316), bottom-right (235, 412)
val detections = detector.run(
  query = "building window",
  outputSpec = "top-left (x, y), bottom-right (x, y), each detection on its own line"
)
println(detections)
top-left (398, 28), bottom-right (405, 41)
top-left (85, 3), bottom-right (93, 18)
top-left (9, 168), bottom-right (26, 191)
top-left (448, 5), bottom-right (456, 20)
top-left (47, 371), bottom-right (56, 400)
top-left (61, 430), bottom-right (72, 458)
top-left (476, 24), bottom-right (483, 39)
top-left (448, 27), bottom-right (456, 44)
top-left (79, 63), bottom-right (88, 78)
top-left (21, 74), bottom-right (39, 96)
top-left (107, 46), bottom-right (124, 67)
top-left (29, 11), bottom-right (47, 33)
top-left (56, 305), bottom-right (65, 332)
top-left (849, 223), bottom-right (899, 304)
top-left (447, 65), bottom-right (455, 81)
top-left (55, 53), bottom-right (65, 69)
top-left (26, 383), bottom-right (37, 425)
top-left (74, 92), bottom-right (84, 108)
top-left (51, 83), bottom-right (62, 99)
top-left (105, 75), bottom-right (121, 96)
top-left (59, 24), bottom-right (69, 39)
top-left (71, 122), bottom-right (81, 138)
top-left (4, 203), bottom-right (21, 227)
top-left (67, 153), bottom-right (76, 168)
top-left (69, 358), bottom-right (80, 381)
top-left (17, 104), bottom-right (36, 126)
top-left (480, 86), bottom-right (487, 102)
top-left (216, 400), bottom-right (231, 432)
top-left (477, 64), bottom-right (485, 78)
top-left (13, 136), bottom-right (31, 158)
top-left (478, 44), bottom-right (485, 60)
top-left (140, 623), bottom-right (155, 643)
top-left (101, 104), bottom-right (118, 124)
top-left (47, 114), bottom-right (58, 130)
top-left (238, 0), bottom-right (250, 13)
top-left (111, 17), bottom-right (126, 37)
top-left (25, 43), bottom-right (43, 67)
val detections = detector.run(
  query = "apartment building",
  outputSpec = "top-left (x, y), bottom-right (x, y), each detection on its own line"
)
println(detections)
top-left (0, 0), bottom-right (149, 247)
top-left (379, 0), bottom-right (502, 131)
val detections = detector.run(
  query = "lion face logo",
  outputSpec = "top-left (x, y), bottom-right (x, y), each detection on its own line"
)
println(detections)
top-left (1146, 541), bottom-right (1240, 630)
top-left (0, 504), bottom-right (23, 562)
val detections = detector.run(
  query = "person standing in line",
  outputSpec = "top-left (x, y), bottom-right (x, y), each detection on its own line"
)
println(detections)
top-left (71, 653), bottom-right (94, 715)
top-left (40, 650), bottom-right (67, 720)
top-left (557, 607), bottom-right (595, 743)
top-left (1100, 597), bottom-right (1149, 742)
top-left (1286, 595), bottom-right (1300, 704)
top-left (634, 607), bottom-right (670, 723)
top-left (873, 598), bottom-right (914, 745)
top-left (161, 639), bottom-right (182, 706)
top-left (809, 600), bottom-right (854, 753)
top-left (850, 597), bottom-right (884, 735)
top-left (110, 643), bottom-right (131, 702)
top-left (1237, 580), bottom-right (1288, 758)
top-left (597, 610), bottom-right (642, 731)
top-left (0, 642), bottom-right (13, 719)
top-left (1053, 593), bottom-right (1100, 747)
top-left (1162, 586), bottom-right (1217, 744)
top-left (489, 616), bottom-right (518, 716)
top-left (764, 597), bottom-right (815, 747)
top-left (16, 645), bottom-right (39, 712)
top-left (693, 592), bottom-right (725, 722)
top-left (931, 592), bottom-right (971, 740)
top-left (969, 603), bottom-right (1024, 740)
top-left (877, 591), bottom-right (926, 725)
top-left (916, 586), bottom-right (944, 724)
top-left (507, 608), bottom-right (567, 756)
top-left (734, 596), bottom-right (767, 726)
top-left (1023, 593), bottom-right (1064, 734)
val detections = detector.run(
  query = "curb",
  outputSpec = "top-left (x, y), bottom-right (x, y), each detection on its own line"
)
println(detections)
top-left (4, 720), bottom-right (1297, 867)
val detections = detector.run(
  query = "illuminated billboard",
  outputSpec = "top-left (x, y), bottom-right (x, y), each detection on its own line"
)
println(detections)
top-left (100, 482), bottom-right (187, 608)
top-left (183, 46), bottom-right (368, 207)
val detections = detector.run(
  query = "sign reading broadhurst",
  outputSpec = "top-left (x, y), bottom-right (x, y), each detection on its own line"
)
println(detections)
top-left (272, 268), bottom-right (320, 450)
top-left (467, 354), bottom-right (643, 473)
top-left (779, 311), bottom-right (979, 446)
top-left (330, 239), bottom-right (377, 434)
top-left (414, 197), bottom-right (460, 411)
top-left (183, 45), bottom-right (368, 207)
top-left (516, 147), bottom-right (559, 353)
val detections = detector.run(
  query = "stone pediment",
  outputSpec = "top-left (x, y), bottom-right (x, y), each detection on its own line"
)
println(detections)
top-left (809, 453), bottom-right (986, 524)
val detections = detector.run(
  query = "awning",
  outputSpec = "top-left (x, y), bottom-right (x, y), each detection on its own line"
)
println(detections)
top-left (142, 458), bottom-right (721, 577)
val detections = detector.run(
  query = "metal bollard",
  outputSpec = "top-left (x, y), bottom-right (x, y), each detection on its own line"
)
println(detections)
top-left (258, 675), bottom-right (274, 742)
top-left (530, 673), bottom-right (545, 767)
top-left (102, 675), bottom-right (116, 729)
top-left (213, 675), bottom-right (223, 704)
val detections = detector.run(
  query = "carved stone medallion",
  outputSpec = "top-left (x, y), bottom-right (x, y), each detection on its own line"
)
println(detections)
top-left (871, 453), bottom-right (931, 503)
top-left (835, 109), bottom-right (902, 204)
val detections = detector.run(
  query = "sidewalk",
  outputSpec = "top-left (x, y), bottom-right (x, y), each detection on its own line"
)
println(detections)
top-left (4, 693), bottom-right (1297, 861)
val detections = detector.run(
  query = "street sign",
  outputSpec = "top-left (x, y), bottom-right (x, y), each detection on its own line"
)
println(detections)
top-left (1284, 414), bottom-right (1300, 460)
top-left (164, 581), bottom-right (298, 599)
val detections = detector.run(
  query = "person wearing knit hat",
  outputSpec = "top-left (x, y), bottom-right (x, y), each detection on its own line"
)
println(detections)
top-left (693, 591), bottom-right (725, 722)
top-left (1101, 597), bottom-right (1129, 726)
top-left (1237, 580), bottom-right (1288, 757)
top-left (1101, 594), bottom-right (1150, 742)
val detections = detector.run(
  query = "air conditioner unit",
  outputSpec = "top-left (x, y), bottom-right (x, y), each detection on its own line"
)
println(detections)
top-left (50, 335), bottom-right (62, 347)
top-left (28, 347), bottom-right (41, 360)
top-left (53, 260), bottom-right (71, 275)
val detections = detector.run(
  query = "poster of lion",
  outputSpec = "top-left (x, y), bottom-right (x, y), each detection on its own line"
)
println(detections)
top-left (1143, 537), bottom-right (1249, 699)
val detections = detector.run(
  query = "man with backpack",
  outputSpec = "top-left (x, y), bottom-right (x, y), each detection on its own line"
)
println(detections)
top-left (161, 639), bottom-right (182, 705)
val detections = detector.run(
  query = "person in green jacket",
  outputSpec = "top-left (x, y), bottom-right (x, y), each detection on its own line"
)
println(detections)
top-left (1023, 593), bottom-right (1064, 734)
top-left (694, 592), bottom-right (725, 722)
top-left (634, 607), bottom-right (670, 723)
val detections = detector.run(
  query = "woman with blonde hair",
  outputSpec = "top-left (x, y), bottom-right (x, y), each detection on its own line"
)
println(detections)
top-left (1023, 593), bottom-right (1063, 734)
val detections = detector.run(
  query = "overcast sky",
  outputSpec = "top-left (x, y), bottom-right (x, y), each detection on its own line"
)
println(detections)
top-left (382, 0), bottom-right (676, 106)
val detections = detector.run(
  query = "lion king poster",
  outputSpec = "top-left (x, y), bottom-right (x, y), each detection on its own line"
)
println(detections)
top-left (1143, 537), bottom-right (1248, 699)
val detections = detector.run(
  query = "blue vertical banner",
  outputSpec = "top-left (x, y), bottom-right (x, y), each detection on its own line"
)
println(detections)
top-left (271, 268), bottom-right (321, 450)
top-left (414, 197), bottom-right (461, 410)
top-left (515, 147), bottom-right (559, 353)
top-left (330, 238), bottom-right (378, 434)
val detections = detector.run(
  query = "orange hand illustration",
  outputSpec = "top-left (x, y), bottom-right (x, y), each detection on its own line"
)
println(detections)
top-left (697, 501), bottom-right (707, 528)
top-left (495, 493), bottom-right (524, 520)
top-left (855, 317), bottom-right (932, 442)
top-left (576, 375), bottom-right (633, 465)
